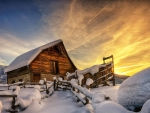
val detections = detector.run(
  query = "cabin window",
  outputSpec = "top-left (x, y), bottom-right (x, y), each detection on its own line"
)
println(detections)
top-left (12, 80), bottom-right (15, 84)
top-left (50, 60), bottom-right (59, 75)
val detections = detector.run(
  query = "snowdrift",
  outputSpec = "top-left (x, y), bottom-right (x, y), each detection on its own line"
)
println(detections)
top-left (15, 89), bottom-right (41, 109)
top-left (118, 67), bottom-right (150, 110)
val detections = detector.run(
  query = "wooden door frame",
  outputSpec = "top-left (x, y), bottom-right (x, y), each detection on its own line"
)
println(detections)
top-left (50, 60), bottom-right (60, 75)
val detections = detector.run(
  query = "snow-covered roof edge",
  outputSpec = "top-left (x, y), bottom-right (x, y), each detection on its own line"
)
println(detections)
top-left (5, 39), bottom-right (62, 73)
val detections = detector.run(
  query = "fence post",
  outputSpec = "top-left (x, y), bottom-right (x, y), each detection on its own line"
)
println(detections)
top-left (24, 82), bottom-right (26, 88)
top-left (12, 96), bottom-right (16, 110)
top-left (53, 76), bottom-right (57, 91)
top-left (85, 84), bottom-right (90, 104)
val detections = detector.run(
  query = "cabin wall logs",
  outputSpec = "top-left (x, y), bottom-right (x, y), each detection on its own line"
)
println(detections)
top-left (30, 43), bottom-right (76, 81)
top-left (7, 43), bottom-right (76, 83)
top-left (7, 73), bottom-right (30, 84)
top-left (7, 66), bottom-right (30, 84)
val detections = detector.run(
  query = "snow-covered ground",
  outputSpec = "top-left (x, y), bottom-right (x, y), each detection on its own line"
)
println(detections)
top-left (91, 84), bottom-right (120, 103)
top-left (0, 85), bottom-right (119, 113)
top-left (21, 90), bottom-right (94, 113)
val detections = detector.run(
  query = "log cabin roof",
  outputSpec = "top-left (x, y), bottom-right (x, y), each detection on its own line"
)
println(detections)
top-left (5, 39), bottom-right (76, 73)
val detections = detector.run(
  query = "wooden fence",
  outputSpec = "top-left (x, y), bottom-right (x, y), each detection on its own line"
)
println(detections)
top-left (0, 80), bottom-right (54, 113)
top-left (67, 55), bottom-right (115, 88)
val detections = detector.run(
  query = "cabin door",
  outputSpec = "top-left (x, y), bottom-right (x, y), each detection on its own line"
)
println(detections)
top-left (50, 60), bottom-right (59, 75)
top-left (33, 73), bottom-right (40, 82)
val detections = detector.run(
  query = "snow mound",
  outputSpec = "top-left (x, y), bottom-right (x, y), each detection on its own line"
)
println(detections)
top-left (118, 67), bottom-right (150, 110)
top-left (92, 92), bottom-right (106, 110)
top-left (95, 99), bottom-right (150, 113)
top-left (95, 101), bottom-right (128, 113)
top-left (15, 89), bottom-right (41, 109)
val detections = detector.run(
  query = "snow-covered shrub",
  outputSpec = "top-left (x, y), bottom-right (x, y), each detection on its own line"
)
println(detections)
top-left (118, 67), bottom-right (150, 110)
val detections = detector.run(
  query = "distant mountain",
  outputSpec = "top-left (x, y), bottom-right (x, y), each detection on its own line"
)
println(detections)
top-left (0, 65), bottom-right (7, 83)
top-left (115, 74), bottom-right (129, 84)
top-left (0, 65), bottom-right (7, 75)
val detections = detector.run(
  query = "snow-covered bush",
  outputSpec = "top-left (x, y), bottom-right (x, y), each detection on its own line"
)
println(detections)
top-left (118, 67), bottom-right (150, 110)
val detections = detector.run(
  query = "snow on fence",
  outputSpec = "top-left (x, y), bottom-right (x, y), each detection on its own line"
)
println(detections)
top-left (70, 78), bottom-right (110, 106)
top-left (67, 55), bottom-right (115, 87)
top-left (0, 79), bottom-right (54, 113)
top-left (70, 78), bottom-right (93, 105)
top-left (55, 77), bottom-right (72, 91)
top-left (0, 86), bottom-right (20, 113)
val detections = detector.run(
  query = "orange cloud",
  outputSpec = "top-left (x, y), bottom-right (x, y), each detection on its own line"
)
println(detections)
top-left (37, 0), bottom-right (150, 76)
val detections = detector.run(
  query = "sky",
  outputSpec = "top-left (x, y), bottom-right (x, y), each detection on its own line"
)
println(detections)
top-left (0, 0), bottom-right (150, 76)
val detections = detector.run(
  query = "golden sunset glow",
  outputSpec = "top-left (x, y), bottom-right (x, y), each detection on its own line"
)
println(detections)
top-left (1, 0), bottom-right (150, 76)
top-left (40, 0), bottom-right (150, 76)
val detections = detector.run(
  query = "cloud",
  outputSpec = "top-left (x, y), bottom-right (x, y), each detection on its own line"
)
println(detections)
top-left (0, 31), bottom-right (56, 65)
top-left (35, 0), bottom-right (150, 75)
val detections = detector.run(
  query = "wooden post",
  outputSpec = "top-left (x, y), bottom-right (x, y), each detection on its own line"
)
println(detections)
top-left (112, 55), bottom-right (115, 86)
top-left (12, 96), bottom-right (16, 110)
top-left (54, 80), bottom-right (56, 91)
top-left (24, 82), bottom-right (26, 88)
top-left (85, 84), bottom-right (90, 104)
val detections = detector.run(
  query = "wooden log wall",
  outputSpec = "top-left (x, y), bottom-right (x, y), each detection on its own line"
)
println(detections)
top-left (7, 66), bottom-right (30, 84)
top-left (30, 42), bottom-right (76, 81)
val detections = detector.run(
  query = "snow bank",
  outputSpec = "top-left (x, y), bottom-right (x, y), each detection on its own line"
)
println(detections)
top-left (118, 67), bottom-right (150, 110)
top-left (86, 78), bottom-right (94, 86)
top-left (92, 92), bottom-right (106, 110)
top-left (15, 89), bottom-right (41, 109)
top-left (95, 99), bottom-right (150, 113)
top-left (95, 101), bottom-right (129, 113)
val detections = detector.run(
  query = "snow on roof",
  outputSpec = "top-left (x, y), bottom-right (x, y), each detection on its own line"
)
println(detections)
top-left (5, 39), bottom-right (62, 73)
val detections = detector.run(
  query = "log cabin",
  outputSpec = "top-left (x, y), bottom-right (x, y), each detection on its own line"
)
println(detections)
top-left (5, 39), bottom-right (77, 84)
